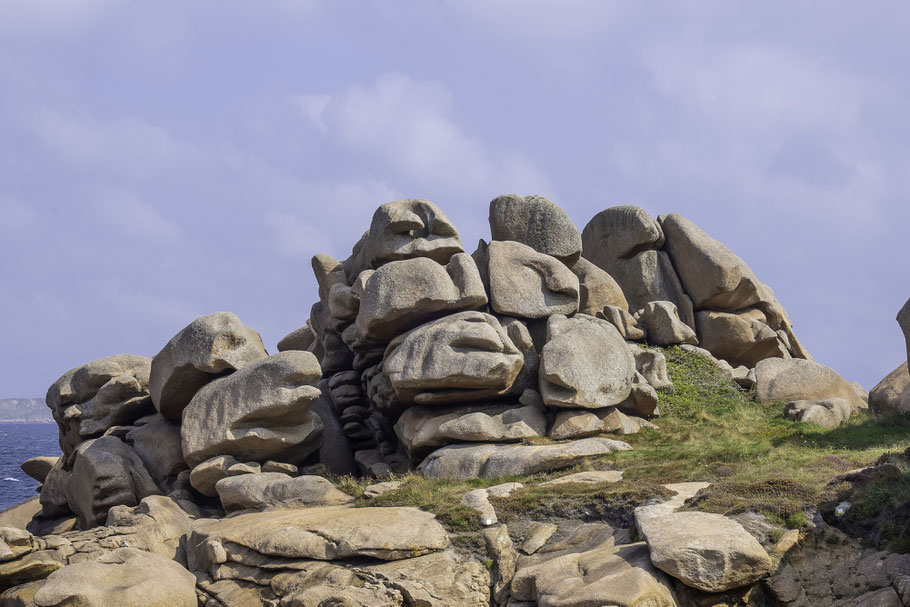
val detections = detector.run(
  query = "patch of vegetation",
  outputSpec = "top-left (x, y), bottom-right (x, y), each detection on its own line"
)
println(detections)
top-left (601, 347), bottom-right (910, 525)
top-left (820, 449), bottom-right (910, 552)
top-left (354, 473), bottom-right (505, 532)
top-left (492, 483), bottom-right (672, 528)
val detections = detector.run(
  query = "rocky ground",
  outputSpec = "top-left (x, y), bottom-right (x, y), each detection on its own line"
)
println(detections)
top-left (2, 195), bottom-right (910, 606)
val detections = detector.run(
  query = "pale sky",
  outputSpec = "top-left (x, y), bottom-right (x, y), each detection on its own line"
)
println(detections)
top-left (2, 1), bottom-right (908, 397)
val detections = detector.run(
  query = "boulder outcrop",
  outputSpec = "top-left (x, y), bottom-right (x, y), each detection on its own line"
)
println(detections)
top-left (149, 312), bottom-right (267, 421)
top-left (638, 511), bottom-right (773, 592)
top-left (539, 314), bottom-right (636, 409)
top-left (479, 239), bottom-right (580, 319)
top-left (870, 362), bottom-right (910, 416)
top-left (7, 194), bottom-right (856, 606)
top-left (489, 193), bottom-right (582, 264)
top-left (181, 351), bottom-right (323, 468)
top-left (755, 358), bottom-right (866, 412)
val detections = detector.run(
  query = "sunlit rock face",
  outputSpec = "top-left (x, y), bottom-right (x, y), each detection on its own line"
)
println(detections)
top-left (344, 199), bottom-right (464, 279)
top-left (29, 193), bottom-right (817, 516)
top-left (180, 351), bottom-right (324, 468)
top-left (46, 355), bottom-right (154, 462)
top-left (382, 311), bottom-right (525, 406)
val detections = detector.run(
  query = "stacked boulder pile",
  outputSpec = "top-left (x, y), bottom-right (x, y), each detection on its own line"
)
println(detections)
top-left (1, 195), bottom-right (884, 607)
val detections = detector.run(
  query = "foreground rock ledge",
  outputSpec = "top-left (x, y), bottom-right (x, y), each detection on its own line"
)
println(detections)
top-left (638, 511), bottom-right (774, 592)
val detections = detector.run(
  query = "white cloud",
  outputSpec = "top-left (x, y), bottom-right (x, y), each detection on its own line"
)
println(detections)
top-left (92, 189), bottom-right (182, 243)
top-left (0, 0), bottom-right (119, 40)
top-left (292, 73), bottom-right (551, 195)
top-left (30, 110), bottom-right (203, 182)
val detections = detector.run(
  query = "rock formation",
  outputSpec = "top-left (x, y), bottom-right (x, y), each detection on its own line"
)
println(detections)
top-left (5, 194), bottom-right (862, 607)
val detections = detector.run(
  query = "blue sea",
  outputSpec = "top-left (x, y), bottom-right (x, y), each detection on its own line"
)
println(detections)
top-left (0, 423), bottom-right (61, 511)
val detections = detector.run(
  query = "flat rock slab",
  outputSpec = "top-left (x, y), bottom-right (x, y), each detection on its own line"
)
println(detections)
top-left (634, 482), bottom-right (711, 527)
top-left (32, 547), bottom-right (197, 607)
top-left (187, 506), bottom-right (449, 572)
top-left (638, 511), bottom-right (773, 593)
top-left (540, 470), bottom-right (624, 486)
top-left (418, 438), bottom-right (632, 480)
top-left (215, 473), bottom-right (354, 512)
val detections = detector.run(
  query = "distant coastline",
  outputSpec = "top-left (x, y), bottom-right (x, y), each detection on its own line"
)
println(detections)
top-left (0, 398), bottom-right (53, 423)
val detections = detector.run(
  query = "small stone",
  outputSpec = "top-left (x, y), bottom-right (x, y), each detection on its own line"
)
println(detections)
top-left (540, 470), bottom-right (623, 486)
top-left (362, 481), bottom-right (403, 499)
top-left (521, 522), bottom-right (558, 555)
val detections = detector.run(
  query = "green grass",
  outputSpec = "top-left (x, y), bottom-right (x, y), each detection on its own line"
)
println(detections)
top-left (329, 347), bottom-right (910, 545)
top-left (601, 347), bottom-right (910, 525)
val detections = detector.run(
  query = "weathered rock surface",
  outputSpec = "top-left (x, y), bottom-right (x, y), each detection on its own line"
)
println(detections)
top-left (511, 523), bottom-right (678, 607)
top-left (188, 455), bottom-right (237, 497)
top-left (539, 314), bottom-right (636, 409)
top-left (181, 351), bottom-right (323, 468)
top-left (418, 437), bottom-right (631, 480)
top-left (46, 355), bottom-right (154, 460)
top-left (785, 398), bottom-right (852, 427)
top-left (383, 311), bottom-right (524, 405)
top-left (187, 506), bottom-right (448, 568)
top-left (149, 312), bottom-right (267, 421)
top-left (276, 325), bottom-right (316, 352)
top-left (899, 298), bottom-right (910, 369)
top-left (696, 308), bottom-right (788, 368)
top-left (345, 199), bottom-right (464, 278)
top-left (0, 499), bottom-right (41, 532)
top-left (549, 407), bottom-right (650, 439)
top-left (32, 547), bottom-right (197, 607)
top-left (521, 522), bottom-right (558, 554)
top-left (481, 239), bottom-right (579, 319)
top-left (124, 420), bottom-right (186, 491)
top-left (582, 205), bottom-right (694, 328)
top-left (354, 253), bottom-right (487, 342)
top-left (1, 496), bottom-right (192, 593)
top-left (489, 193), bottom-right (582, 264)
top-left (215, 473), bottom-right (354, 512)
top-left (20, 458), bottom-right (57, 484)
top-left (659, 212), bottom-right (764, 311)
top-left (755, 358), bottom-right (866, 411)
top-left (632, 348), bottom-right (674, 393)
top-left (634, 301), bottom-right (698, 346)
top-left (484, 524), bottom-right (517, 603)
top-left (638, 511), bottom-right (773, 592)
top-left (598, 305), bottom-right (645, 339)
top-left (66, 436), bottom-right (161, 529)
top-left (573, 256), bottom-right (629, 314)
top-left (395, 402), bottom-right (546, 461)
top-left (870, 362), bottom-right (910, 417)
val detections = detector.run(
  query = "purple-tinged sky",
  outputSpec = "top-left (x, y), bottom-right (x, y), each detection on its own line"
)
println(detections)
top-left (1, 1), bottom-right (908, 397)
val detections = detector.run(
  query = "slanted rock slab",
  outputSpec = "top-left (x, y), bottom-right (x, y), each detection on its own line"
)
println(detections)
top-left (215, 473), bottom-right (354, 512)
top-left (638, 511), bottom-right (773, 592)
top-left (418, 438), bottom-right (631, 480)
top-left (181, 351), bottom-right (323, 468)
top-left (149, 312), bottom-right (267, 421)
top-left (186, 506), bottom-right (449, 572)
